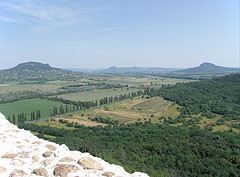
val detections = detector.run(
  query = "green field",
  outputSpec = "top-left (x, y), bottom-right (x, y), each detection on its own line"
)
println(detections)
top-left (54, 88), bottom-right (140, 102)
top-left (0, 83), bottom-right (62, 93)
top-left (0, 80), bottom-right (84, 93)
top-left (94, 76), bottom-right (191, 87)
top-left (54, 96), bottom-right (180, 126)
top-left (0, 98), bottom-right (63, 120)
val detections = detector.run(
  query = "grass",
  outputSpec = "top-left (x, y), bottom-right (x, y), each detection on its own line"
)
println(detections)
top-left (54, 88), bottom-right (140, 102)
top-left (0, 83), bottom-right (60, 93)
top-left (97, 76), bottom-right (191, 87)
top-left (0, 80), bottom-right (81, 93)
top-left (0, 75), bottom-right (191, 93)
top-left (54, 96), bottom-right (181, 127)
top-left (56, 117), bottom-right (107, 127)
top-left (199, 116), bottom-right (221, 128)
top-left (30, 131), bottom-right (56, 139)
top-left (36, 121), bottom-right (76, 130)
top-left (0, 98), bottom-right (63, 120)
top-left (29, 95), bottom-right (239, 134)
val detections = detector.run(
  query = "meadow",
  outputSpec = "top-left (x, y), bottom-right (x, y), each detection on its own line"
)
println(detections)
top-left (43, 95), bottom-right (240, 133)
top-left (54, 88), bottom-right (140, 102)
top-left (93, 76), bottom-right (190, 87)
top-left (0, 82), bottom-right (68, 93)
top-left (0, 98), bottom-right (63, 120)
top-left (1, 74), bottom-right (237, 133)
top-left (0, 79), bottom-right (91, 93)
top-left (52, 96), bottom-right (181, 126)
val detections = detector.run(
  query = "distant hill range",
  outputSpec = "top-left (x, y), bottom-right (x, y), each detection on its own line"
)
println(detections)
top-left (64, 68), bottom-right (103, 73)
top-left (174, 62), bottom-right (239, 75)
top-left (67, 62), bottom-right (239, 75)
top-left (0, 62), bottom-right (73, 82)
top-left (92, 66), bottom-right (178, 74)
top-left (0, 61), bottom-right (239, 82)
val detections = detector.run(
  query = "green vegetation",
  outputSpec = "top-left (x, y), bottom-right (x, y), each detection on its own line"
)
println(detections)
top-left (70, 96), bottom-right (180, 125)
top-left (1, 62), bottom-right (239, 177)
top-left (0, 98), bottom-right (63, 120)
top-left (90, 116), bottom-right (119, 126)
top-left (146, 74), bottom-right (240, 130)
top-left (54, 88), bottom-right (140, 102)
top-left (19, 122), bottom-right (240, 177)
top-left (176, 62), bottom-right (239, 75)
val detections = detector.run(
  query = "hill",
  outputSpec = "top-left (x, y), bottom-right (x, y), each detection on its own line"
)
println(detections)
top-left (0, 62), bottom-right (74, 82)
top-left (147, 73), bottom-right (240, 131)
top-left (95, 66), bottom-right (178, 74)
top-left (175, 62), bottom-right (239, 75)
top-left (64, 68), bottom-right (100, 73)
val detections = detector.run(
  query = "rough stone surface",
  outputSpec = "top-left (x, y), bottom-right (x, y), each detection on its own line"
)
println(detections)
top-left (18, 151), bottom-right (30, 158)
top-left (45, 144), bottom-right (57, 151)
top-left (0, 112), bottom-right (149, 177)
top-left (32, 168), bottom-right (48, 177)
top-left (32, 141), bottom-right (41, 144)
top-left (53, 164), bottom-right (80, 177)
top-left (10, 159), bottom-right (26, 166)
top-left (0, 166), bottom-right (7, 173)
top-left (103, 172), bottom-right (115, 177)
top-left (2, 153), bottom-right (17, 159)
top-left (59, 156), bottom-right (76, 163)
top-left (9, 169), bottom-right (27, 177)
top-left (41, 159), bottom-right (53, 167)
top-left (78, 157), bottom-right (103, 170)
top-left (42, 151), bottom-right (54, 158)
top-left (32, 155), bottom-right (39, 163)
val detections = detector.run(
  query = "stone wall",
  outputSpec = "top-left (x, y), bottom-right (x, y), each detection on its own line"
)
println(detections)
top-left (0, 112), bottom-right (149, 177)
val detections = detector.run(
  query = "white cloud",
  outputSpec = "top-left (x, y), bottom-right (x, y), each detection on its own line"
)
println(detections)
top-left (99, 27), bottom-right (152, 32)
top-left (0, 15), bottom-right (20, 23)
top-left (0, 0), bottom-right (98, 30)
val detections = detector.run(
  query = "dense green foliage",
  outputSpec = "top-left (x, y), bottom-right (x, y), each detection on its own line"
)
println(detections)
top-left (11, 73), bottom-right (240, 177)
top-left (146, 74), bottom-right (240, 119)
top-left (90, 116), bottom-right (119, 125)
top-left (19, 122), bottom-right (240, 177)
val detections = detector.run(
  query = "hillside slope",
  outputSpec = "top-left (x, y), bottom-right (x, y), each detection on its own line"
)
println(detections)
top-left (175, 62), bottom-right (239, 75)
top-left (0, 62), bottom-right (74, 82)
top-left (95, 66), bottom-right (178, 74)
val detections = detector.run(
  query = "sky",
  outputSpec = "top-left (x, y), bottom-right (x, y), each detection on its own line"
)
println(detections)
top-left (0, 0), bottom-right (239, 69)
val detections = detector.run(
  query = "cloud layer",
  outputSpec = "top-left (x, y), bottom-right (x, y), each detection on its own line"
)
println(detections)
top-left (0, 0), bottom-right (96, 30)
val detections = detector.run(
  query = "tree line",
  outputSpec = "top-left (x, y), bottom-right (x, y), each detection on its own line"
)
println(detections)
top-left (6, 90), bottom-right (144, 124)
top-left (7, 110), bottom-right (41, 124)
top-left (145, 74), bottom-right (240, 123)
top-left (48, 90), bottom-right (144, 116)
top-left (18, 122), bottom-right (240, 177)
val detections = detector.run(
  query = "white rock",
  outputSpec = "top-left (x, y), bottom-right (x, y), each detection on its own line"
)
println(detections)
top-left (0, 112), bottom-right (149, 177)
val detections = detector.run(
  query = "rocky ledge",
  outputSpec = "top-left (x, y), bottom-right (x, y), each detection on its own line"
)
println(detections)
top-left (0, 112), bottom-right (149, 177)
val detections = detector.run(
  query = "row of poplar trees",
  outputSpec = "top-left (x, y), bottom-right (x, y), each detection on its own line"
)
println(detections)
top-left (7, 110), bottom-right (41, 125)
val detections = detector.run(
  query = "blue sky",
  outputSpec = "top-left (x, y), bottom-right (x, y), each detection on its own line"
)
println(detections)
top-left (0, 0), bottom-right (239, 69)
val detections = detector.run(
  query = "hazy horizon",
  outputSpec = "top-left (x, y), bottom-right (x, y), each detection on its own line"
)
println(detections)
top-left (0, 0), bottom-right (239, 70)
top-left (0, 60), bottom-right (240, 71)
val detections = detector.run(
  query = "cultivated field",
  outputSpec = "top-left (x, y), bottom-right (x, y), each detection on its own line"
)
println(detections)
top-left (54, 88), bottom-right (140, 102)
top-left (93, 76), bottom-right (190, 87)
top-left (53, 96), bottom-right (181, 126)
top-left (0, 98), bottom-right (63, 120)
top-left (0, 82), bottom-right (68, 93)
top-left (0, 75), bottom-right (190, 93)
top-left (39, 95), bottom-right (240, 133)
